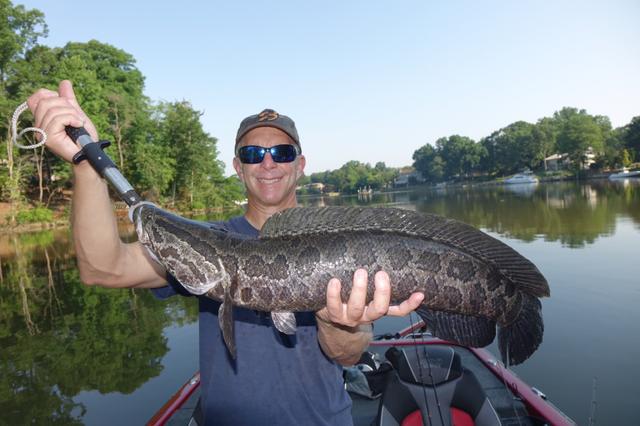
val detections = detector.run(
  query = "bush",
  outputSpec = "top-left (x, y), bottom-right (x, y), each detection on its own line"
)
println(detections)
top-left (16, 206), bottom-right (54, 224)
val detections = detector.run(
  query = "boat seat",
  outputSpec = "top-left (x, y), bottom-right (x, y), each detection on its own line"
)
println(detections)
top-left (375, 346), bottom-right (502, 426)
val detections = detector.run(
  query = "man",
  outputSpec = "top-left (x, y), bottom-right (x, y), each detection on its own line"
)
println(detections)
top-left (28, 81), bottom-right (424, 425)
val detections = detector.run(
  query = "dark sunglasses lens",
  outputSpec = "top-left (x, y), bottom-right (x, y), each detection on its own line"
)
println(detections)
top-left (238, 145), bottom-right (298, 163)
top-left (238, 146), bottom-right (265, 164)
top-left (270, 145), bottom-right (298, 163)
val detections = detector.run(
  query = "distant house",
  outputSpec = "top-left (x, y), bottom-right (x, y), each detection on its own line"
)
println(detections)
top-left (298, 182), bottom-right (325, 194)
top-left (394, 168), bottom-right (425, 187)
top-left (545, 147), bottom-right (597, 171)
top-left (544, 153), bottom-right (569, 171)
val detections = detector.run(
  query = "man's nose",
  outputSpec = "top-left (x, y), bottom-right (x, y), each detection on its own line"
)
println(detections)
top-left (260, 151), bottom-right (277, 169)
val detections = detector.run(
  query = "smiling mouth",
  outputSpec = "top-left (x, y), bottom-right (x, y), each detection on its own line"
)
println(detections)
top-left (257, 177), bottom-right (282, 184)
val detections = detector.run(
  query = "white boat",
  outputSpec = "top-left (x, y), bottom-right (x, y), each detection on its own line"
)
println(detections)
top-left (608, 168), bottom-right (640, 180)
top-left (504, 171), bottom-right (539, 185)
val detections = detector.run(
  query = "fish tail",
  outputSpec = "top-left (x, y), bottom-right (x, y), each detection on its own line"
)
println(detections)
top-left (416, 307), bottom-right (496, 348)
top-left (498, 294), bottom-right (544, 365)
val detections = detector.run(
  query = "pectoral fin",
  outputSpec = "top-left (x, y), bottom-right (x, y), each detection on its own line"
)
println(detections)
top-left (271, 311), bottom-right (297, 335)
top-left (218, 291), bottom-right (236, 359)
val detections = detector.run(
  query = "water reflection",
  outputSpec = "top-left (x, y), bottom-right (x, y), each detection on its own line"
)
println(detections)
top-left (300, 181), bottom-right (640, 248)
top-left (503, 182), bottom-right (538, 197)
top-left (2, 182), bottom-right (639, 424)
top-left (0, 230), bottom-right (200, 424)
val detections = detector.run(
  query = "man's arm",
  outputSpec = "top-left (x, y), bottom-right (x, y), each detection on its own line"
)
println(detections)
top-left (28, 81), bottom-right (166, 289)
top-left (316, 270), bottom-right (424, 366)
top-left (71, 162), bottom-right (166, 288)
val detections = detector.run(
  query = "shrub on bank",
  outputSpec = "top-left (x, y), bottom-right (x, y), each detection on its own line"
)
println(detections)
top-left (16, 206), bottom-right (54, 224)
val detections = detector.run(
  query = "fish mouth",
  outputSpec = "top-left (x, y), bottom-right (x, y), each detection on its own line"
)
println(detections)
top-left (130, 202), bottom-right (159, 245)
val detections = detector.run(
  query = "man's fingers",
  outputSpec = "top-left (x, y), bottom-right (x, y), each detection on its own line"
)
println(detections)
top-left (346, 269), bottom-right (368, 321)
top-left (39, 103), bottom-right (83, 135)
top-left (27, 88), bottom-right (58, 113)
top-left (58, 80), bottom-right (79, 106)
top-left (368, 271), bottom-right (391, 320)
top-left (28, 90), bottom-right (59, 126)
top-left (33, 96), bottom-right (71, 128)
top-left (387, 292), bottom-right (425, 317)
top-left (325, 279), bottom-right (344, 320)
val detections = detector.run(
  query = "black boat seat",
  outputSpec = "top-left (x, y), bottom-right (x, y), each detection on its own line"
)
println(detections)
top-left (376, 346), bottom-right (502, 426)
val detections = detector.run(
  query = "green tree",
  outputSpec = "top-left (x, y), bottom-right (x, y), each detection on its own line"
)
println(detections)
top-left (4, 40), bottom-right (149, 208)
top-left (623, 116), bottom-right (640, 160)
top-left (480, 122), bottom-right (537, 176)
top-left (0, 0), bottom-right (48, 222)
top-left (436, 135), bottom-right (482, 179)
top-left (532, 117), bottom-right (558, 171)
top-left (412, 143), bottom-right (444, 182)
top-left (0, 0), bottom-right (47, 93)
top-left (554, 108), bottom-right (605, 171)
top-left (596, 126), bottom-right (627, 169)
top-left (157, 101), bottom-right (229, 209)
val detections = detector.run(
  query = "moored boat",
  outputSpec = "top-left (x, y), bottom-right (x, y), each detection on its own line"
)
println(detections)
top-left (504, 170), bottom-right (539, 185)
top-left (608, 168), bottom-right (640, 180)
top-left (149, 322), bottom-right (575, 426)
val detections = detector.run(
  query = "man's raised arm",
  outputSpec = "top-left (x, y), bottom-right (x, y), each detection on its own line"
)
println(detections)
top-left (27, 80), bottom-right (166, 289)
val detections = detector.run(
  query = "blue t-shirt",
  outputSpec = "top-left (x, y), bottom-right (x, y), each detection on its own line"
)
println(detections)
top-left (154, 216), bottom-right (353, 426)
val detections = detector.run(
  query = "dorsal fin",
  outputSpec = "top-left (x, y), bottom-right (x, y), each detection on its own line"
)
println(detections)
top-left (261, 207), bottom-right (549, 298)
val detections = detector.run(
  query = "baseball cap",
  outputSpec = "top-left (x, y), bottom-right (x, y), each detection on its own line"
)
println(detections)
top-left (235, 109), bottom-right (301, 151)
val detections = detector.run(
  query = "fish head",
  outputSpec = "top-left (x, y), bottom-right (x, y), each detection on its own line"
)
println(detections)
top-left (131, 202), bottom-right (231, 295)
top-left (131, 202), bottom-right (165, 265)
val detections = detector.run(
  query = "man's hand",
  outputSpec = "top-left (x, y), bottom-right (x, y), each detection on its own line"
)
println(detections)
top-left (315, 269), bottom-right (424, 365)
top-left (316, 269), bottom-right (424, 326)
top-left (27, 80), bottom-right (99, 163)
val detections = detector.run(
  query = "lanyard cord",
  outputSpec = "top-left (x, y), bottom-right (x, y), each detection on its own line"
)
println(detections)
top-left (11, 102), bottom-right (48, 150)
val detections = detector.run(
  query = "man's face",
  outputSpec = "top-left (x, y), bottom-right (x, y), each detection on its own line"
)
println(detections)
top-left (233, 127), bottom-right (306, 209)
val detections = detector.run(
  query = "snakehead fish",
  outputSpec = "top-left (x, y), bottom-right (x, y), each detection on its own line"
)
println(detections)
top-left (134, 204), bottom-right (549, 365)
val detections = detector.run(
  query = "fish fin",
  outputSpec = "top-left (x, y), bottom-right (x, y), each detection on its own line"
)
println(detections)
top-left (271, 311), bottom-right (297, 335)
top-left (218, 293), bottom-right (236, 359)
top-left (416, 307), bottom-right (496, 348)
top-left (498, 294), bottom-right (544, 365)
top-left (261, 207), bottom-right (549, 298)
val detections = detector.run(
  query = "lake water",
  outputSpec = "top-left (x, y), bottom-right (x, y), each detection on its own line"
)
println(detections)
top-left (1, 179), bottom-right (639, 425)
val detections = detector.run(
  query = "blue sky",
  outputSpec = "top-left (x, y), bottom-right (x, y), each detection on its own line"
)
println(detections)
top-left (20, 0), bottom-right (640, 176)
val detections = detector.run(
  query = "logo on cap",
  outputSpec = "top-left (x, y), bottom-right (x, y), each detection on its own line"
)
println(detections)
top-left (258, 109), bottom-right (279, 122)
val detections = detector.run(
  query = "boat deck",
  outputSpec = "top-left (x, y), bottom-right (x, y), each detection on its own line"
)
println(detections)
top-left (353, 342), bottom-right (538, 426)
top-left (166, 343), bottom-right (545, 426)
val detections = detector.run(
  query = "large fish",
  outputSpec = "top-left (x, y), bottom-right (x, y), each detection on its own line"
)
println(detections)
top-left (134, 203), bottom-right (549, 365)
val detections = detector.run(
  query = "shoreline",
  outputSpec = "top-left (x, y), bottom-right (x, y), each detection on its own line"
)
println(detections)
top-left (2, 173), bottom-right (635, 234)
top-left (0, 205), bottom-right (237, 235)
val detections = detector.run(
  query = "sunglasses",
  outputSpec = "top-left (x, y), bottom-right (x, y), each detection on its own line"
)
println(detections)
top-left (237, 144), bottom-right (300, 164)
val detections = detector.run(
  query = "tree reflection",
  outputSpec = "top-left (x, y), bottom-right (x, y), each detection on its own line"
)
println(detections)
top-left (412, 181), bottom-right (640, 247)
top-left (298, 181), bottom-right (640, 248)
top-left (0, 231), bottom-right (198, 425)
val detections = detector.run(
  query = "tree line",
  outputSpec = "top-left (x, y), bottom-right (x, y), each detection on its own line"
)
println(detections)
top-left (298, 107), bottom-right (639, 193)
top-left (0, 1), bottom-right (244, 224)
top-left (412, 108), bottom-right (640, 183)
top-left (298, 161), bottom-right (399, 194)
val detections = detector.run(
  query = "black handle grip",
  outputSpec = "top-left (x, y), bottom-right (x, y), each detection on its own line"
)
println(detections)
top-left (63, 126), bottom-right (142, 208)
top-left (65, 126), bottom-right (91, 143)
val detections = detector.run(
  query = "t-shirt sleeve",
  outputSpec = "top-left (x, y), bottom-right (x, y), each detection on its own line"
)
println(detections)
top-left (151, 272), bottom-right (193, 299)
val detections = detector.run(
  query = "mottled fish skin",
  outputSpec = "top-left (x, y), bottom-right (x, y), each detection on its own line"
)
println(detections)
top-left (135, 205), bottom-right (547, 364)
